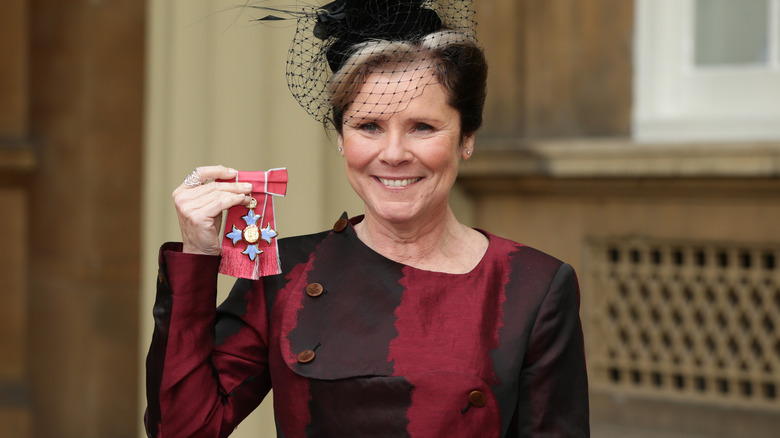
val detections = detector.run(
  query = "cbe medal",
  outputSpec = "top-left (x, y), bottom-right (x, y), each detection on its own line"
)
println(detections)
top-left (225, 197), bottom-right (278, 261)
top-left (218, 168), bottom-right (288, 279)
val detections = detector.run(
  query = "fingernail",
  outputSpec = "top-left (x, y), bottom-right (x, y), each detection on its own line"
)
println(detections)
top-left (227, 168), bottom-right (237, 175)
top-left (243, 183), bottom-right (253, 191)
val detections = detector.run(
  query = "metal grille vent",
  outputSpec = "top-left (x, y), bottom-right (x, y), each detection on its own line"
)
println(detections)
top-left (588, 239), bottom-right (780, 408)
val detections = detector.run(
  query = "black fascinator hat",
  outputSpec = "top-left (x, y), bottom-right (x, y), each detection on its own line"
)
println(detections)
top-left (314, 0), bottom-right (444, 72)
top-left (248, 0), bottom-right (477, 125)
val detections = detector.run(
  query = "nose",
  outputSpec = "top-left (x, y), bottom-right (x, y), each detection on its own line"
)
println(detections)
top-left (378, 131), bottom-right (412, 166)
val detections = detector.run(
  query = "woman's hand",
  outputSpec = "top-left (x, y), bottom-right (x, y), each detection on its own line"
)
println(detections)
top-left (173, 165), bottom-right (254, 255)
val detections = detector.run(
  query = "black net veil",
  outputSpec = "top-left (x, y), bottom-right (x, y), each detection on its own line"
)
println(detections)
top-left (246, 0), bottom-right (477, 127)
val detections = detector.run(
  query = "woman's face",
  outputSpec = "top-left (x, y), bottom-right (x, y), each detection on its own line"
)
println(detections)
top-left (338, 66), bottom-right (474, 227)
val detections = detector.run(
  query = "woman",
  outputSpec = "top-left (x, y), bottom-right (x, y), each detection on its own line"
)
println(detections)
top-left (145, 1), bottom-right (588, 437)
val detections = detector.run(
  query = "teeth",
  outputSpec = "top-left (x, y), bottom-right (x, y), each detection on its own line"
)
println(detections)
top-left (378, 177), bottom-right (420, 187)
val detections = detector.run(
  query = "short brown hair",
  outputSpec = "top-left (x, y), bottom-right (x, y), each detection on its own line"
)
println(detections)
top-left (328, 30), bottom-right (487, 136)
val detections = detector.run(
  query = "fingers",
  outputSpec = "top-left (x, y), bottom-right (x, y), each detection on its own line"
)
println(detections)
top-left (179, 187), bottom-right (249, 221)
top-left (175, 179), bottom-right (253, 203)
top-left (174, 183), bottom-right (252, 227)
top-left (179, 165), bottom-right (238, 190)
top-left (196, 165), bottom-right (238, 183)
top-left (173, 164), bottom-right (254, 255)
top-left (176, 191), bottom-right (250, 255)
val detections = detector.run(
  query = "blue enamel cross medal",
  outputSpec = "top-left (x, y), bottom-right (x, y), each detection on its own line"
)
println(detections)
top-left (225, 197), bottom-right (278, 261)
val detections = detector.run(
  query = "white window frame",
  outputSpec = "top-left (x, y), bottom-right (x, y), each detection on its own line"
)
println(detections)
top-left (634, 0), bottom-right (780, 143)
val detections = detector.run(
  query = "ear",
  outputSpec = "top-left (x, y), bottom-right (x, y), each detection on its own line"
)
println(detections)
top-left (460, 132), bottom-right (476, 160)
top-left (337, 135), bottom-right (345, 156)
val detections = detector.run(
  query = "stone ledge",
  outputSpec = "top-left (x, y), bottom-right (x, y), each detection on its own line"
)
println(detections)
top-left (460, 138), bottom-right (780, 179)
top-left (0, 142), bottom-right (35, 184)
top-left (0, 143), bottom-right (35, 172)
top-left (590, 389), bottom-right (780, 438)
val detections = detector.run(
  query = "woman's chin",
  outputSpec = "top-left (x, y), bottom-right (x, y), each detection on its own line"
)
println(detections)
top-left (372, 209), bottom-right (417, 224)
top-left (367, 202), bottom-right (443, 226)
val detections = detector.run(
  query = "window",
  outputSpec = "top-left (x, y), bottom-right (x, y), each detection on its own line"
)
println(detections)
top-left (634, 0), bottom-right (780, 142)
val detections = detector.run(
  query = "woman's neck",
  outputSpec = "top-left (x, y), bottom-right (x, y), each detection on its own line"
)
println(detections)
top-left (354, 207), bottom-right (488, 274)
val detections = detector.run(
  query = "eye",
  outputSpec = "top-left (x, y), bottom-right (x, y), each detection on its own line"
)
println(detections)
top-left (358, 122), bottom-right (380, 133)
top-left (414, 123), bottom-right (434, 132)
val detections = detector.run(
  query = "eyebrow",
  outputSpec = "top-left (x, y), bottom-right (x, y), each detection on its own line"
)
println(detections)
top-left (343, 111), bottom-right (393, 125)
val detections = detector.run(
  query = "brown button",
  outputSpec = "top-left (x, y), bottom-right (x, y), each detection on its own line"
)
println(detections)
top-left (468, 390), bottom-right (487, 408)
top-left (157, 270), bottom-right (164, 284)
top-left (297, 349), bottom-right (316, 364)
top-left (333, 218), bottom-right (349, 232)
top-left (306, 283), bottom-right (324, 297)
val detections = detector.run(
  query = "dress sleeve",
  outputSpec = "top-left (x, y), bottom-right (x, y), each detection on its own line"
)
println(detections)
top-left (144, 242), bottom-right (272, 438)
top-left (515, 263), bottom-right (590, 437)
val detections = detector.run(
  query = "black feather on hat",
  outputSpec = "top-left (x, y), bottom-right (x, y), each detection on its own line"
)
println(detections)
top-left (314, 0), bottom-right (444, 72)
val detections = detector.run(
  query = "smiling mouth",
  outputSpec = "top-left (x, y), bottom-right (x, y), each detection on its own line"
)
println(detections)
top-left (377, 177), bottom-right (421, 188)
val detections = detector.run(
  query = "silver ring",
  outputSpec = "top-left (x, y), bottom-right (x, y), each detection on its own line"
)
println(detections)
top-left (183, 168), bottom-right (203, 187)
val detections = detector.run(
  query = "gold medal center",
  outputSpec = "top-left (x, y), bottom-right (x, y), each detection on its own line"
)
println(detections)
top-left (243, 224), bottom-right (260, 244)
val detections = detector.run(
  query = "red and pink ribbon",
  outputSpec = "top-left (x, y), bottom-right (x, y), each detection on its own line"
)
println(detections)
top-left (217, 168), bottom-right (288, 279)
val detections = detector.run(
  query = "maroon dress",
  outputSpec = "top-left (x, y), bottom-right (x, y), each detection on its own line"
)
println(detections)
top-left (145, 214), bottom-right (589, 437)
